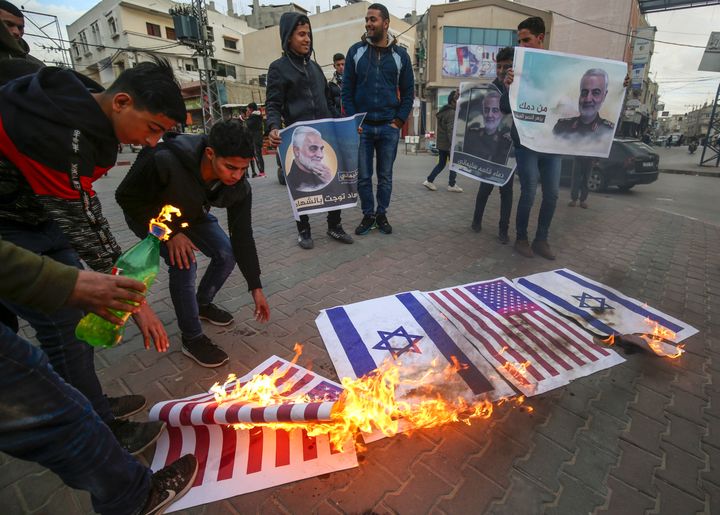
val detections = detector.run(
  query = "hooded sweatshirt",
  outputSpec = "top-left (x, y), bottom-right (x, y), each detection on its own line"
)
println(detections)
top-left (115, 132), bottom-right (262, 291)
top-left (0, 67), bottom-right (122, 272)
top-left (265, 12), bottom-right (332, 131)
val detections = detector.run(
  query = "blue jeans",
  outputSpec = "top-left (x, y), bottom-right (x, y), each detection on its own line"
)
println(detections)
top-left (161, 214), bottom-right (235, 340)
top-left (358, 123), bottom-right (401, 215)
top-left (514, 146), bottom-right (561, 241)
top-left (0, 220), bottom-right (112, 423)
top-left (426, 150), bottom-right (457, 186)
top-left (0, 323), bottom-right (151, 515)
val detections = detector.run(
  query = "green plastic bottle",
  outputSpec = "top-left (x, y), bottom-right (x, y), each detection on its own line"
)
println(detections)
top-left (75, 223), bottom-right (168, 347)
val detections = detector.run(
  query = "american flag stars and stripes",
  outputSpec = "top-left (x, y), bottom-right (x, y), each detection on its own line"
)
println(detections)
top-left (148, 356), bottom-right (358, 513)
top-left (423, 278), bottom-right (625, 397)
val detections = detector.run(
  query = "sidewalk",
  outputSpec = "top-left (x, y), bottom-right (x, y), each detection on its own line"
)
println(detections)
top-left (655, 146), bottom-right (720, 177)
top-left (2, 152), bottom-right (718, 514)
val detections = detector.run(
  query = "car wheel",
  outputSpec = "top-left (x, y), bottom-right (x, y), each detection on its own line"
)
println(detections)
top-left (617, 184), bottom-right (635, 191)
top-left (277, 167), bottom-right (286, 185)
top-left (587, 167), bottom-right (606, 192)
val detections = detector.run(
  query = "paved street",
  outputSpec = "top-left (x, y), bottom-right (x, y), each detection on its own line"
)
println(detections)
top-left (2, 150), bottom-right (719, 514)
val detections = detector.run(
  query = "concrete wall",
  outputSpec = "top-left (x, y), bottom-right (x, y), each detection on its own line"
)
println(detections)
top-left (514, 0), bottom-right (637, 62)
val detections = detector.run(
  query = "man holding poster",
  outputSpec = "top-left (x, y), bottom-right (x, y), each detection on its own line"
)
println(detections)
top-left (266, 12), bottom-right (354, 249)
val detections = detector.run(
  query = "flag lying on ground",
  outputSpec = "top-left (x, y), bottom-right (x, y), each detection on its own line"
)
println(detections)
top-left (514, 268), bottom-right (698, 342)
top-left (315, 290), bottom-right (514, 404)
top-left (148, 356), bottom-right (357, 513)
top-left (423, 278), bottom-right (624, 396)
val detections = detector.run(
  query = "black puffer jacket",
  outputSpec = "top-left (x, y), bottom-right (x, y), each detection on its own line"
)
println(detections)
top-left (265, 12), bottom-right (332, 130)
top-left (116, 132), bottom-right (262, 290)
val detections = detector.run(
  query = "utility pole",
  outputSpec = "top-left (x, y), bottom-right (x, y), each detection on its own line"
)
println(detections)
top-left (171, 0), bottom-right (222, 132)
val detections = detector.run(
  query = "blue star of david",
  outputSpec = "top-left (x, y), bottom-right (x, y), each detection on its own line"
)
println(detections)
top-left (372, 326), bottom-right (423, 359)
top-left (572, 292), bottom-right (614, 311)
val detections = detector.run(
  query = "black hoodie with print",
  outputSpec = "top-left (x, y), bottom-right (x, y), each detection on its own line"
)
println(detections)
top-left (265, 12), bottom-right (332, 131)
top-left (0, 67), bottom-right (122, 272)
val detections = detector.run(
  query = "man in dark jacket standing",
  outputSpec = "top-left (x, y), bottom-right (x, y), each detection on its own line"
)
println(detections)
top-left (342, 3), bottom-right (414, 236)
top-left (267, 12), bottom-right (352, 249)
top-left (244, 102), bottom-right (265, 177)
top-left (116, 120), bottom-right (270, 368)
top-left (471, 46), bottom-right (515, 243)
top-left (328, 52), bottom-right (344, 117)
top-left (423, 90), bottom-right (461, 192)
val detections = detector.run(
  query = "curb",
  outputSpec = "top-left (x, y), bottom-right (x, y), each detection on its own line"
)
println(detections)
top-left (659, 168), bottom-right (720, 178)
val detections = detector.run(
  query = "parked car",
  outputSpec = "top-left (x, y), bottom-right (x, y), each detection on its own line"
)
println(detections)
top-left (560, 138), bottom-right (659, 192)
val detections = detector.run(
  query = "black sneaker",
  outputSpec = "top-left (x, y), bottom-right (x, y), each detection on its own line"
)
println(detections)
top-left (497, 230), bottom-right (510, 245)
top-left (108, 394), bottom-right (147, 420)
top-left (354, 214), bottom-right (376, 235)
top-left (198, 303), bottom-right (234, 326)
top-left (375, 213), bottom-right (392, 234)
top-left (297, 228), bottom-right (314, 249)
top-left (182, 334), bottom-right (229, 368)
top-left (327, 224), bottom-right (353, 244)
top-left (108, 419), bottom-right (166, 456)
top-left (471, 222), bottom-right (482, 233)
top-left (140, 454), bottom-right (198, 515)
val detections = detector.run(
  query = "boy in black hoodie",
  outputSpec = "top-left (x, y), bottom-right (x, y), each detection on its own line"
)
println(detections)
top-left (0, 61), bottom-right (186, 457)
top-left (266, 12), bottom-right (353, 249)
top-left (116, 120), bottom-right (270, 368)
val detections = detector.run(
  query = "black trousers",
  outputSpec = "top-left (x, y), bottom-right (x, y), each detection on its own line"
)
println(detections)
top-left (472, 176), bottom-right (514, 232)
top-left (571, 158), bottom-right (592, 202)
top-left (297, 210), bottom-right (342, 232)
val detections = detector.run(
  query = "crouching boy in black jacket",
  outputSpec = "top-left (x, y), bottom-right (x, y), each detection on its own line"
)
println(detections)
top-left (116, 120), bottom-right (270, 368)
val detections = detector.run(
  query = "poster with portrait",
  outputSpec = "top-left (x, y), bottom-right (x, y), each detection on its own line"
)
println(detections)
top-left (509, 47), bottom-right (627, 158)
top-left (278, 114), bottom-right (364, 220)
top-left (449, 82), bottom-right (515, 186)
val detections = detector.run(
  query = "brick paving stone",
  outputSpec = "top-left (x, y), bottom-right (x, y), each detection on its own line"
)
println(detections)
top-left (545, 472), bottom-right (606, 515)
top-left (436, 465), bottom-right (505, 514)
top-left (667, 388), bottom-right (710, 426)
top-left (597, 476), bottom-right (656, 515)
top-left (579, 409), bottom-right (628, 457)
top-left (656, 441), bottom-right (706, 500)
top-left (515, 433), bottom-right (573, 493)
top-left (0, 484), bottom-right (24, 515)
top-left (653, 478), bottom-right (706, 515)
top-left (621, 409), bottom-right (668, 456)
top-left (535, 406), bottom-right (587, 452)
top-left (383, 462), bottom-right (454, 514)
top-left (631, 384), bottom-right (672, 422)
top-left (610, 440), bottom-right (662, 495)
top-left (562, 434), bottom-right (618, 496)
top-left (487, 475), bottom-right (555, 515)
top-left (467, 431), bottom-right (529, 489)
top-left (662, 413), bottom-right (707, 459)
top-left (16, 468), bottom-right (65, 512)
top-left (701, 442), bottom-right (720, 487)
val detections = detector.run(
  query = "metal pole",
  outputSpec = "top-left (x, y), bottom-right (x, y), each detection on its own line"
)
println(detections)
top-left (699, 82), bottom-right (720, 167)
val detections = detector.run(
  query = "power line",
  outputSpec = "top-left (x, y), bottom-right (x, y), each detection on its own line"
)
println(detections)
top-left (550, 10), bottom-right (709, 49)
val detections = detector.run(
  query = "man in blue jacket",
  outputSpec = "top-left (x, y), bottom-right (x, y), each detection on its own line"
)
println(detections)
top-left (342, 3), bottom-right (414, 236)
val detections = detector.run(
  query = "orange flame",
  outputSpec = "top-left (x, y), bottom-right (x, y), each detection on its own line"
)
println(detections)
top-left (601, 334), bottom-right (616, 346)
top-left (210, 348), bottom-right (529, 452)
top-left (149, 205), bottom-right (182, 241)
top-left (640, 318), bottom-right (684, 359)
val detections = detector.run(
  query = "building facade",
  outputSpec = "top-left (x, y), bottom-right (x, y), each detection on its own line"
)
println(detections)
top-left (67, 0), bottom-right (254, 86)
top-left (417, 0), bottom-right (551, 134)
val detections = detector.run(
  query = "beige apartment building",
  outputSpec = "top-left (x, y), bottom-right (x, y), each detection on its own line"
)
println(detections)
top-left (67, 0), bottom-right (254, 87)
top-left (241, 1), bottom-right (416, 84)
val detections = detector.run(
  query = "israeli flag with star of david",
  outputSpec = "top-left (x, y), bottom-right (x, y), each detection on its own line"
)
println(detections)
top-left (315, 291), bottom-right (514, 404)
top-left (514, 269), bottom-right (698, 343)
